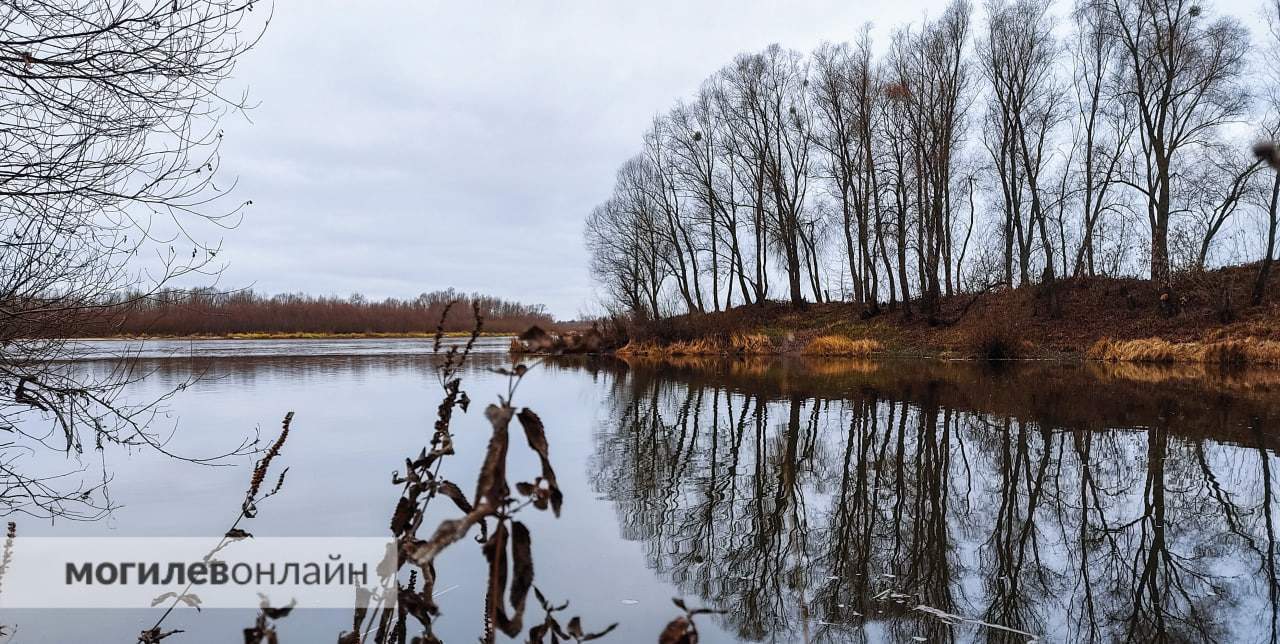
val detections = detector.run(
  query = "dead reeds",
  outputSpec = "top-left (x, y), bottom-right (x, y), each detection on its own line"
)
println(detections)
top-left (615, 333), bottom-right (778, 357)
top-left (800, 335), bottom-right (883, 357)
top-left (1087, 337), bottom-right (1280, 365)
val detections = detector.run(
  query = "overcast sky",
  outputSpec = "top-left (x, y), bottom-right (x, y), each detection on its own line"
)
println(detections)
top-left (209, 0), bottom-right (1260, 319)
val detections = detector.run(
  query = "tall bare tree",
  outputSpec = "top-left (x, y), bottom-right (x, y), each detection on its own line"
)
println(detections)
top-left (1069, 0), bottom-right (1129, 277)
top-left (980, 0), bottom-right (1063, 286)
top-left (1253, 0), bottom-right (1280, 305)
top-left (812, 29), bottom-right (885, 310)
top-left (1109, 0), bottom-right (1250, 287)
top-left (887, 1), bottom-right (973, 319)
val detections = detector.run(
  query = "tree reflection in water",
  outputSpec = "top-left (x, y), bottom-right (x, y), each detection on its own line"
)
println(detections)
top-left (586, 357), bottom-right (1280, 643)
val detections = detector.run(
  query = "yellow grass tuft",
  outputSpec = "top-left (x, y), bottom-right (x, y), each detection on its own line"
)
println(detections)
top-left (616, 338), bottom-right (727, 357)
top-left (729, 333), bottom-right (776, 354)
top-left (615, 341), bottom-right (661, 357)
top-left (801, 335), bottom-right (883, 357)
top-left (664, 338), bottom-right (725, 356)
top-left (1088, 337), bottom-right (1280, 365)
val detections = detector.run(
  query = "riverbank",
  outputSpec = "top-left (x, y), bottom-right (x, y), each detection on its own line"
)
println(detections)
top-left (80, 331), bottom-right (514, 340)
top-left (619, 264), bottom-right (1280, 365)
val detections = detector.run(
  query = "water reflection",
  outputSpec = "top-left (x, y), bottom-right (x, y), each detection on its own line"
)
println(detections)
top-left (589, 357), bottom-right (1280, 643)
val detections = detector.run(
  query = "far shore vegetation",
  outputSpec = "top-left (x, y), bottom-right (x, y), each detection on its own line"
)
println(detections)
top-left (77, 288), bottom-right (555, 338)
top-left (98, 331), bottom-right (514, 340)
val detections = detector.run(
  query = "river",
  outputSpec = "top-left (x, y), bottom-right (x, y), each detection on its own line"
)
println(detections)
top-left (5, 338), bottom-right (1279, 643)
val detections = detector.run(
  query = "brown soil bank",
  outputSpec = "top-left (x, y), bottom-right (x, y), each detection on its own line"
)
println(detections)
top-left (620, 263), bottom-right (1280, 364)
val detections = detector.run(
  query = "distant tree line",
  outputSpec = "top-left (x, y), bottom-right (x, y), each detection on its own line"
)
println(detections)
top-left (76, 288), bottom-right (556, 336)
top-left (586, 0), bottom-right (1280, 320)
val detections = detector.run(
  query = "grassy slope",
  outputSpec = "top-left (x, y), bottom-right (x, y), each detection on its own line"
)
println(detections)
top-left (629, 263), bottom-right (1280, 361)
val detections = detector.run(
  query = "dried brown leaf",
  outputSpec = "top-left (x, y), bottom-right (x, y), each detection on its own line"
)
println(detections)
top-left (582, 623), bottom-right (619, 641)
top-left (436, 480), bottom-right (473, 514)
top-left (516, 408), bottom-right (562, 516)
top-left (390, 496), bottom-right (415, 536)
top-left (509, 521), bottom-right (533, 615)
top-left (474, 405), bottom-right (513, 512)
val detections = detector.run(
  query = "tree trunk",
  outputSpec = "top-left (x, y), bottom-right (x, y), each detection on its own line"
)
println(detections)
top-left (1253, 173), bottom-right (1280, 306)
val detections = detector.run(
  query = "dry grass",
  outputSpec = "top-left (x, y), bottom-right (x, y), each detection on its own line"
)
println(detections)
top-left (617, 334), bottom-right (778, 357)
top-left (1087, 338), bottom-right (1198, 363)
top-left (729, 333), bottom-right (776, 354)
top-left (614, 341), bottom-right (661, 357)
top-left (800, 335), bottom-right (883, 357)
top-left (509, 337), bottom-right (528, 354)
top-left (665, 338), bottom-right (725, 355)
top-left (617, 339), bottom-right (725, 356)
top-left (1088, 337), bottom-right (1280, 365)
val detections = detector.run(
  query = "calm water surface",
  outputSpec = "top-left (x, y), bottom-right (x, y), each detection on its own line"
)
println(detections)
top-left (6, 338), bottom-right (1280, 643)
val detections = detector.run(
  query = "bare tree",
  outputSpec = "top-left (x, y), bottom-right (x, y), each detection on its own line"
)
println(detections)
top-left (979, 0), bottom-right (1063, 286)
top-left (718, 54), bottom-right (778, 305)
top-left (643, 117), bottom-right (706, 313)
top-left (1184, 144), bottom-right (1262, 271)
top-left (1108, 0), bottom-right (1250, 287)
top-left (887, 1), bottom-right (973, 319)
top-left (758, 46), bottom-right (815, 307)
top-left (0, 0), bottom-right (266, 518)
top-left (584, 0), bottom-right (1279, 319)
top-left (1252, 0), bottom-right (1280, 305)
top-left (812, 28), bottom-right (885, 310)
top-left (586, 157), bottom-right (671, 319)
top-left (1069, 0), bottom-right (1130, 278)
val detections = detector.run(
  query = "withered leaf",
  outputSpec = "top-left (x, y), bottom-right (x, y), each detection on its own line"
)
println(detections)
top-left (474, 405), bottom-right (513, 512)
top-left (581, 623), bottom-right (619, 641)
top-left (527, 623), bottom-right (549, 643)
top-left (268, 467), bottom-right (288, 496)
top-left (399, 588), bottom-right (439, 625)
top-left (390, 496), bottom-right (415, 536)
top-left (259, 594), bottom-right (299, 619)
top-left (509, 521), bottom-right (533, 614)
top-left (435, 480), bottom-right (473, 514)
top-left (516, 408), bottom-right (563, 516)
top-left (225, 528), bottom-right (252, 539)
top-left (484, 521), bottom-right (513, 637)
